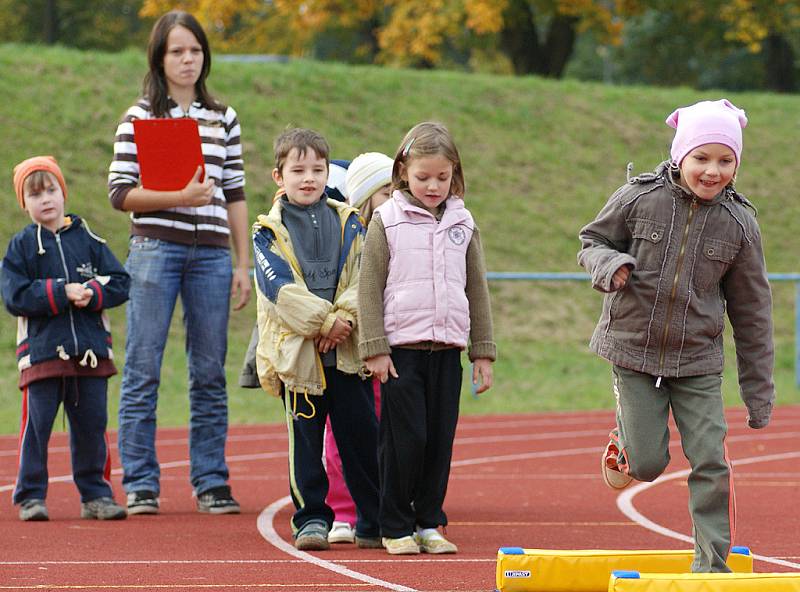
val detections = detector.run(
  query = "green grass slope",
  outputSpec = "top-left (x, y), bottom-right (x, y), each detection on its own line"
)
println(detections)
top-left (0, 44), bottom-right (798, 434)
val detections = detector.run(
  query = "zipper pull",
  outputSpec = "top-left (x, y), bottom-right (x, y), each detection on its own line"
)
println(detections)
top-left (655, 376), bottom-right (662, 388)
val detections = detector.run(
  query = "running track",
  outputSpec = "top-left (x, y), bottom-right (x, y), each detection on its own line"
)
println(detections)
top-left (1, 406), bottom-right (799, 591)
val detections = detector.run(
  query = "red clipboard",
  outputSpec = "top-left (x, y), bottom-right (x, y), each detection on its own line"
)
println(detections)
top-left (133, 118), bottom-right (205, 191)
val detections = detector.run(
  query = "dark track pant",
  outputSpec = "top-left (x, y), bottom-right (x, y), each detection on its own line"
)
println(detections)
top-left (283, 367), bottom-right (380, 537)
top-left (14, 376), bottom-right (113, 504)
top-left (379, 348), bottom-right (462, 538)
top-left (612, 366), bottom-right (733, 573)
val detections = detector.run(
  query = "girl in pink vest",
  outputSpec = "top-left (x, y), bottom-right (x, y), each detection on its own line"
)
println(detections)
top-left (358, 122), bottom-right (496, 555)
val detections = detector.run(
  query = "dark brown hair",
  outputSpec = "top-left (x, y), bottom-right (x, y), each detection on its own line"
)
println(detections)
top-left (273, 128), bottom-right (330, 174)
top-left (391, 121), bottom-right (465, 198)
top-left (143, 11), bottom-right (224, 117)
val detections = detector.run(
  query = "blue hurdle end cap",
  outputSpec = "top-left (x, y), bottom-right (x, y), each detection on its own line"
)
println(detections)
top-left (731, 546), bottom-right (750, 556)
top-left (612, 570), bottom-right (641, 579)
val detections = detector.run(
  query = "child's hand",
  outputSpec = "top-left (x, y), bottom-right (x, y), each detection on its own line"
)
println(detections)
top-left (326, 317), bottom-right (352, 344)
top-left (65, 283), bottom-right (93, 308)
top-left (472, 358), bottom-right (493, 394)
top-left (316, 335), bottom-right (337, 354)
top-left (179, 167), bottom-right (215, 207)
top-left (366, 354), bottom-right (398, 384)
top-left (611, 265), bottom-right (631, 291)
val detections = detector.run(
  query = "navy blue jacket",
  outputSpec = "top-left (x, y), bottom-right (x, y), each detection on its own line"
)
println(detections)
top-left (1, 215), bottom-right (130, 370)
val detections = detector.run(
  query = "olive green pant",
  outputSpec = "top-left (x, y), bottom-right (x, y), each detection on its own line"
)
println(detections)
top-left (612, 366), bottom-right (733, 573)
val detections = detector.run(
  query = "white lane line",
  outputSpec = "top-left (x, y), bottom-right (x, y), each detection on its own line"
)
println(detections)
top-left (256, 496), bottom-right (418, 592)
top-left (456, 414), bottom-right (800, 431)
top-left (4, 421), bottom-right (799, 589)
top-left (454, 426), bottom-right (800, 447)
top-left (249, 445), bottom-right (661, 592)
top-left (0, 559), bottom-right (492, 566)
top-left (449, 430), bottom-right (800, 468)
top-left (0, 433), bottom-right (288, 457)
top-left (616, 450), bottom-right (800, 570)
top-left (2, 421), bottom-right (800, 457)
top-left (0, 451), bottom-right (287, 493)
top-left (0, 584), bottom-right (373, 589)
top-left (455, 429), bottom-right (610, 445)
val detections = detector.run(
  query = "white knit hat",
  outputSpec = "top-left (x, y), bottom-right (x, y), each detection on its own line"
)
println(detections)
top-left (345, 152), bottom-right (393, 209)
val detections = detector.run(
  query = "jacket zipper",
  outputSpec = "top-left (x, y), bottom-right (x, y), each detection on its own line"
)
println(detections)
top-left (55, 232), bottom-right (80, 356)
top-left (656, 197), bottom-right (698, 386)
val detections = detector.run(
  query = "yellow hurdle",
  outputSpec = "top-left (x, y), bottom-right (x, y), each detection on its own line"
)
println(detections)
top-left (609, 571), bottom-right (800, 591)
top-left (495, 546), bottom-right (753, 592)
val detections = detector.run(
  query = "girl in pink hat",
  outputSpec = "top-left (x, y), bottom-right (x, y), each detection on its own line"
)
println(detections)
top-left (578, 98), bottom-right (774, 572)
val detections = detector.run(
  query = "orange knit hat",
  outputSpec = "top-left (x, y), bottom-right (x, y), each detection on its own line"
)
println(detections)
top-left (13, 155), bottom-right (68, 210)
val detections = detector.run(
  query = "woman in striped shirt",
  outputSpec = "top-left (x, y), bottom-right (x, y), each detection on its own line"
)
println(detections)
top-left (107, 10), bottom-right (250, 516)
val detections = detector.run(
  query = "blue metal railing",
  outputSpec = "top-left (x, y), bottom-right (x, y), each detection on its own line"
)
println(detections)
top-left (486, 272), bottom-right (800, 387)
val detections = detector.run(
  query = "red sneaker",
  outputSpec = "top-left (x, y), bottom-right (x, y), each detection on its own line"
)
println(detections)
top-left (602, 431), bottom-right (633, 490)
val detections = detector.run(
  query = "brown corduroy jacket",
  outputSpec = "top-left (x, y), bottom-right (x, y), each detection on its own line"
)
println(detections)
top-left (578, 161), bottom-right (774, 428)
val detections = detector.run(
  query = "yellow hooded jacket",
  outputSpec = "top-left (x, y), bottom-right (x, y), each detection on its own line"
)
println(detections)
top-left (253, 197), bottom-right (364, 399)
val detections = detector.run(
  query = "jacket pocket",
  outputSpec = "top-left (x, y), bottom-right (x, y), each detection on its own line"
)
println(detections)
top-left (693, 237), bottom-right (739, 292)
top-left (629, 218), bottom-right (666, 272)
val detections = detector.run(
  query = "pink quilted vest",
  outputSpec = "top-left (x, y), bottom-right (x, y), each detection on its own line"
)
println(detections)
top-left (378, 191), bottom-right (474, 348)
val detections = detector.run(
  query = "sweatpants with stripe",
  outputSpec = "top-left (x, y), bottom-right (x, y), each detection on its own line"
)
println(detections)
top-left (14, 376), bottom-right (114, 505)
top-left (379, 347), bottom-right (462, 538)
top-left (283, 367), bottom-right (380, 538)
top-left (612, 366), bottom-right (733, 573)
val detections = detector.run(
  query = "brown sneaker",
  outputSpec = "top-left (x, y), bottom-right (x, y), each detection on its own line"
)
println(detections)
top-left (355, 535), bottom-right (383, 549)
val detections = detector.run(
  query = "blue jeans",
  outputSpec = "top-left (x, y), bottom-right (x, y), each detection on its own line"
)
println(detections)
top-left (118, 237), bottom-right (232, 496)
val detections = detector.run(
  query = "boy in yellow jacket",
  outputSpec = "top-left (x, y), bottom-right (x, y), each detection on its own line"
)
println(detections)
top-left (253, 128), bottom-right (380, 551)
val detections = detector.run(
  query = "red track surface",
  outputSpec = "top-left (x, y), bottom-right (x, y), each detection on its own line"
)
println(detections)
top-left (1, 406), bottom-right (799, 591)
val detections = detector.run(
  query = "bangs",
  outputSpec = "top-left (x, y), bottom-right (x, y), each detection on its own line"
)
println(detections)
top-left (23, 170), bottom-right (57, 195)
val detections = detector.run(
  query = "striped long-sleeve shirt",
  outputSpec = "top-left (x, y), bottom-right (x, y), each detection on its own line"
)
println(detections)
top-left (108, 98), bottom-right (246, 248)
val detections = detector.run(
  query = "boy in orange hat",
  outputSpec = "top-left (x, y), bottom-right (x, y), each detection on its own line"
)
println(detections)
top-left (2, 156), bottom-right (130, 521)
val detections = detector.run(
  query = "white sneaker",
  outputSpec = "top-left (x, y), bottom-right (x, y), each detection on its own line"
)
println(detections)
top-left (328, 520), bottom-right (355, 544)
top-left (414, 529), bottom-right (458, 554)
top-left (382, 535), bottom-right (420, 555)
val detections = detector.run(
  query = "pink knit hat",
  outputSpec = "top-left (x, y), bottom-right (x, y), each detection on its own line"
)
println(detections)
top-left (666, 99), bottom-right (748, 166)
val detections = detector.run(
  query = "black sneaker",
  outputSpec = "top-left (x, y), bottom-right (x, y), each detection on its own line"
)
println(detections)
top-left (196, 485), bottom-right (240, 514)
top-left (126, 490), bottom-right (159, 515)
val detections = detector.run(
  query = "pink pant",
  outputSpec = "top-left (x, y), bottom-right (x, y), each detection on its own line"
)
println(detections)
top-left (325, 378), bottom-right (381, 525)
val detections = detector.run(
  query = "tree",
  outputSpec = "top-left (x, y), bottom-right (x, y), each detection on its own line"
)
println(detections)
top-left (141, 0), bottom-right (615, 75)
top-left (0, 0), bottom-right (148, 50)
top-left (577, 1), bottom-right (800, 92)
top-left (138, 0), bottom-right (632, 74)
top-left (140, 1), bottom-right (800, 90)
top-left (717, 0), bottom-right (800, 92)
top-left (140, 0), bottom-right (383, 56)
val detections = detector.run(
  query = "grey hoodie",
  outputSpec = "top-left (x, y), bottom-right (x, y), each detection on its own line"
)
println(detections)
top-left (578, 161), bottom-right (774, 428)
